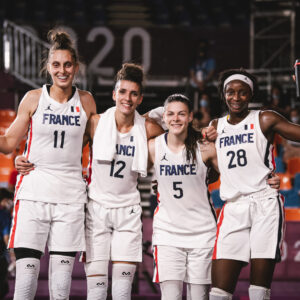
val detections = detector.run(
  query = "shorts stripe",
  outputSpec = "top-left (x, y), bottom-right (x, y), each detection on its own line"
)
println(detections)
top-left (8, 200), bottom-right (20, 248)
top-left (153, 246), bottom-right (160, 283)
top-left (207, 195), bottom-right (217, 223)
top-left (275, 194), bottom-right (285, 262)
top-left (212, 203), bottom-right (226, 260)
top-left (154, 192), bottom-right (160, 216)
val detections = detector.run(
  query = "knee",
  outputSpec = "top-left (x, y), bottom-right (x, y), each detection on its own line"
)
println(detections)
top-left (85, 260), bottom-right (109, 277)
top-left (14, 247), bottom-right (42, 260)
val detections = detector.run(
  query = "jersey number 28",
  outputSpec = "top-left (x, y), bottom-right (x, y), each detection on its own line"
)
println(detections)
top-left (227, 149), bottom-right (247, 169)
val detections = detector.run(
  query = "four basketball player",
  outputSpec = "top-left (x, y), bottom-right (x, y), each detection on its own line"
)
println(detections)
top-left (0, 30), bottom-right (299, 300)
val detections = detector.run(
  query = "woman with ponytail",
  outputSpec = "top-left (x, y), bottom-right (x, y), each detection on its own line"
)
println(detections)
top-left (0, 29), bottom-right (96, 299)
top-left (147, 94), bottom-right (219, 300)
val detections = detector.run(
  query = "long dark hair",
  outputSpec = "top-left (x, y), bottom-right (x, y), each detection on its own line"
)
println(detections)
top-left (218, 68), bottom-right (259, 102)
top-left (164, 94), bottom-right (203, 162)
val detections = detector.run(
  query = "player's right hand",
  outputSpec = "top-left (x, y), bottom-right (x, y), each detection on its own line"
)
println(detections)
top-left (15, 155), bottom-right (34, 175)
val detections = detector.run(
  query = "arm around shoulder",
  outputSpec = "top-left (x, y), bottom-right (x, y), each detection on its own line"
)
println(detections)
top-left (145, 118), bottom-right (164, 140)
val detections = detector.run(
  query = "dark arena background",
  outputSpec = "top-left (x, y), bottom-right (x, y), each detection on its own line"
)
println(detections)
top-left (1, 0), bottom-right (300, 299)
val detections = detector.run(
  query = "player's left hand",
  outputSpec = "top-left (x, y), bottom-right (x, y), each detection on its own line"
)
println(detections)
top-left (202, 126), bottom-right (217, 142)
top-left (15, 155), bottom-right (34, 175)
top-left (267, 172), bottom-right (280, 190)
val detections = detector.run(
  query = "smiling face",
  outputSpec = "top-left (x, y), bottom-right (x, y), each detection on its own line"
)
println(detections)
top-left (224, 80), bottom-right (252, 114)
top-left (163, 101), bottom-right (193, 136)
top-left (113, 80), bottom-right (143, 115)
top-left (47, 49), bottom-right (78, 89)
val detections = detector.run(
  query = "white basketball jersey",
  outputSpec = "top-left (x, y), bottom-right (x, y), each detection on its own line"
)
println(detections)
top-left (88, 128), bottom-right (141, 208)
top-left (216, 110), bottom-right (275, 201)
top-left (152, 133), bottom-right (217, 248)
top-left (15, 85), bottom-right (87, 204)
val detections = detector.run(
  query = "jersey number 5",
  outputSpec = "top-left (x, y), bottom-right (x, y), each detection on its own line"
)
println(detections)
top-left (227, 149), bottom-right (247, 169)
top-left (173, 181), bottom-right (183, 199)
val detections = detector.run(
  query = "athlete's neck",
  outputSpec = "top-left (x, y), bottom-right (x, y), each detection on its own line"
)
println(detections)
top-left (167, 132), bottom-right (186, 153)
top-left (227, 109), bottom-right (250, 125)
top-left (115, 109), bottom-right (135, 133)
top-left (49, 85), bottom-right (73, 104)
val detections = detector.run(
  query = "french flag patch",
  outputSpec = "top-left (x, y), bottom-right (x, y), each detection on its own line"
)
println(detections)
top-left (244, 124), bottom-right (254, 130)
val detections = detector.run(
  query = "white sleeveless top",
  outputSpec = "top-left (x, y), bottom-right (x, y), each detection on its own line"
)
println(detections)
top-left (88, 128), bottom-right (141, 208)
top-left (16, 85), bottom-right (88, 204)
top-left (152, 133), bottom-right (217, 248)
top-left (216, 110), bottom-right (275, 201)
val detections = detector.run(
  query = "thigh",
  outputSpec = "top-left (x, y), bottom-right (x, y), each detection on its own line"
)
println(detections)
top-left (111, 205), bottom-right (143, 262)
top-left (186, 247), bottom-right (213, 284)
top-left (9, 200), bottom-right (50, 252)
top-left (153, 245), bottom-right (187, 283)
top-left (250, 194), bottom-right (285, 262)
top-left (49, 202), bottom-right (85, 252)
top-left (85, 201), bottom-right (112, 262)
top-left (213, 202), bottom-right (251, 263)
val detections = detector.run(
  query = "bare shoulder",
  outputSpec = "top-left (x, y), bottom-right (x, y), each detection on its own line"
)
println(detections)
top-left (259, 109), bottom-right (284, 127)
top-left (145, 118), bottom-right (164, 139)
top-left (259, 109), bottom-right (280, 120)
top-left (78, 89), bottom-right (97, 117)
top-left (19, 88), bottom-right (42, 115)
top-left (23, 88), bottom-right (42, 102)
top-left (78, 89), bottom-right (93, 100)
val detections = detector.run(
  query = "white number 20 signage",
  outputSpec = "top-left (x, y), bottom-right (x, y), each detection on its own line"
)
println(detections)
top-left (87, 27), bottom-right (151, 76)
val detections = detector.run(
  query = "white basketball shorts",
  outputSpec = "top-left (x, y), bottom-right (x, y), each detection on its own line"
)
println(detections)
top-left (153, 245), bottom-right (213, 284)
top-left (85, 200), bottom-right (143, 263)
top-left (8, 199), bottom-right (85, 252)
top-left (213, 188), bottom-right (285, 263)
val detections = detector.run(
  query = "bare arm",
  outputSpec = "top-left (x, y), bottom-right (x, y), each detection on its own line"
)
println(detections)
top-left (200, 141), bottom-right (219, 173)
top-left (147, 138), bottom-right (155, 170)
top-left (79, 90), bottom-right (97, 147)
top-left (260, 110), bottom-right (300, 143)
top-left (145, 118), bottom-right (165, 140)
top-left (0, 90), bottom-right (40, 154)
